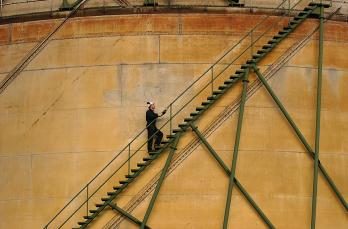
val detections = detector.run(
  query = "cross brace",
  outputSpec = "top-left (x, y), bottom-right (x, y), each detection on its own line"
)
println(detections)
top-left (108, 202), bottom-right (151, 229)
top-left (190, 123), bottom-right (275, 229)
top-left (252, 64), bottom-right (348, 212)
top-left (141, 133), bottom-right (182, 229)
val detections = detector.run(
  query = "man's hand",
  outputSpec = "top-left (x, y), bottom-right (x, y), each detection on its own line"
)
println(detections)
top-left (161, 109), bottom-right (167, 115)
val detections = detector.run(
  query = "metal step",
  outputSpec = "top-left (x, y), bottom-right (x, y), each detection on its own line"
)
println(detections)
top-left (107, 191), bottom-right (116, 196)
top-left (218, 85), bottom-right (228, 90)
top-left (101, 197), bottom-right (110, 201)
top-left (137, 163), bottom-right (146, 167)
top-left (83, 216), bottom-right (93, 220)
top-left (143, 157), bottom-right (152, 161)
top-left (196, 106), bottom-right (205, 111)
top-left (179, 123), bottom-right (189, 129)
top-left (235, 69), bottom-right (245, 74)
top-left (207, 96), bottom-right (216, 101)
top-left (213, 90), bottom-right (223, 95)
top-left (268, 39), bottom-right (278, 44)
top-left (119, 180), bottom-right (129, 184)
top-left (78, 221), bottom-right (87, 225)
top-left (161, 140), bottom-right (171, 144)
top-left (173, 128), bottom-right (184, 133)
top-left (241, 64), bottom-right (250, 69)
top-left (257, 49), bottom-right (267, 54)
top-left (125, 174), bottom-right (135, 178)
top-left (273, 34), bottom-right (283, 39)
top-left (190, 111), bottom-right (200, 117)
top-left (95, 203), bottom-right (104, 207)
top-left (224, 79), bottom-right (236, 85)
top-left (202, 101), bottom-right (212, 106)
top-left (262, 44), bottom-right (272, 49)
top-left (89, 209), bottom-right (98, 214)
top-left (113, 186), bottom-right (122, 190)
top-left (149, 151), bottom-right (160, 156)
top-left (131, 168), bottom-right (139, 173)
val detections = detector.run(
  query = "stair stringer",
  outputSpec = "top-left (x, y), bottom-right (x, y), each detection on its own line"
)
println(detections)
top-left (103, 20), bottom-right (320, 228)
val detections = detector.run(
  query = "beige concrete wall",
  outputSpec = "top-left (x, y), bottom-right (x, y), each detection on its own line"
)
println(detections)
top-left (0, 12), bottom-right (347, 228)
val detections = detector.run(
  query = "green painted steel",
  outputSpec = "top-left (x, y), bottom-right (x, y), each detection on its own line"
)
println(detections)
top-left (140, 134), bottom-right (181, 229)
top-left (252, 64), bottom-right (348, 212)
top-left (190, 123), bottom-right (275, 229)
top-left (108, 202), bottom-right (151, 229)
top-left (223, 69), bottom-right (249, 229)
top-left (311, 5), bottom-right (324, 229)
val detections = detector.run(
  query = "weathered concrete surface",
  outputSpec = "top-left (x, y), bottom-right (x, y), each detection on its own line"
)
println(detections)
top-left (0, 12), bottom-right (347, 229)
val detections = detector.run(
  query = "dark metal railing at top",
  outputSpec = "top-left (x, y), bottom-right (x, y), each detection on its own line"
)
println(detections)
top-left (44, 0), bottom-right (314, 228)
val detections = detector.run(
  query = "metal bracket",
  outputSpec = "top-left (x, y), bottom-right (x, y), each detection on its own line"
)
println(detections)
top-left (108, 202), bottom-right (151, 229)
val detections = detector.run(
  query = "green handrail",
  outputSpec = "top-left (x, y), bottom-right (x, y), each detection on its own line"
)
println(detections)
top-left (44, 0), bottom-right (306, 227)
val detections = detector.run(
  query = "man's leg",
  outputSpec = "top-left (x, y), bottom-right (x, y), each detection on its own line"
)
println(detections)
top-left (154, 129), bottom-right (163, 147)
top-left (147, 129), bottom-right (155, 152)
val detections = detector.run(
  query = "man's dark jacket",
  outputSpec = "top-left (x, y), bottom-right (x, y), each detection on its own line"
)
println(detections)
top-left (146, 109), bottom-right (159, 130)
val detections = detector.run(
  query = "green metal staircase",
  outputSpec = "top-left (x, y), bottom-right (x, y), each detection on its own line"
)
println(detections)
top-left (43, 1), bottom-right (346, 229)
top-left (71, 2), bottom-right (329, 228)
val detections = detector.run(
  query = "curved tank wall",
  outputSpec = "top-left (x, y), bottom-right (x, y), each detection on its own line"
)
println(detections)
top-left (0, 5), bottom-right (347, 229)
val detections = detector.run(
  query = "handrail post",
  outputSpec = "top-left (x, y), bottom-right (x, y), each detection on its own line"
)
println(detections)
top-left (169, 104), bottom-right (172, 134)
top-left (211, 66), bottom-right (214, 94)
top-left (86, 185), bottom-right (89, 216)
top-left (311, 4), bottom-right (324, 229)
top-left (128, 144), bottom-right (131, 175)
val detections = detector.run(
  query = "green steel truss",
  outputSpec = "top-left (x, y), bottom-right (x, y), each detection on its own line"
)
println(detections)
top-left (44, 2), bottom-right (347, 229)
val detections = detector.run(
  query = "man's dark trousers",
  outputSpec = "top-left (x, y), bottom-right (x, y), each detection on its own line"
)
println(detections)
top-left (147, 126), bottom-right (163, 152)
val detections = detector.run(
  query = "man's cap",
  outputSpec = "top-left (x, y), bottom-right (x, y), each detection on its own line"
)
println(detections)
top-left (147, 101), bottom-right (154, 108)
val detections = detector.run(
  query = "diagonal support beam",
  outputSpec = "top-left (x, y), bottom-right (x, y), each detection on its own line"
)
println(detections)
top-left (108, 202), bottom-right (151, 229)
top-left (252, 64), bottom-right (348, 212)
top-left (311, 5), bottom-right (325, 228)
top-left (311, 5), bottom-right (324, 229)
top-left (190, 123), bottom-right (275, 229)
top-left (223, 69), bottom-right (249, 229)
top-left (140, 133), bottom-right (181, 229)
